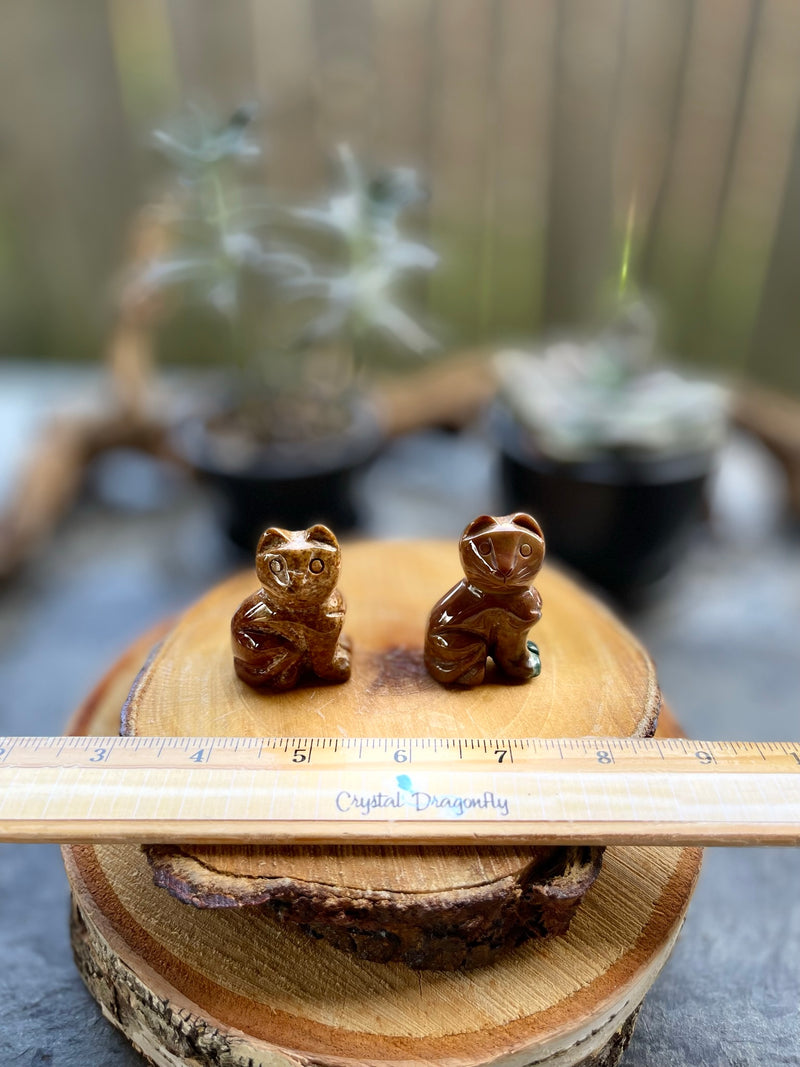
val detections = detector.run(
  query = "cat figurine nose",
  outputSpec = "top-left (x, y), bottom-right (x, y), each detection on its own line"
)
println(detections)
top-left (493, 549), bottom-right (516, 578)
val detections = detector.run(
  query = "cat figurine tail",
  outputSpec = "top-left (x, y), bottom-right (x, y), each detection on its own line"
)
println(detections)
top-left (425, 512), bottom-right (545, 687)
top-left (231, 523), bottom-right (352, 691)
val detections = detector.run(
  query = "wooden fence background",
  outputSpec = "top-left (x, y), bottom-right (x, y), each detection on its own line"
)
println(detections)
top-left (1, 0), bottom-right (800, 395)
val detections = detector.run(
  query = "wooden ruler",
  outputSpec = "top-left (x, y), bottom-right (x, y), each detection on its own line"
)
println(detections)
top-left (1, 735), bottom-right (799, 846)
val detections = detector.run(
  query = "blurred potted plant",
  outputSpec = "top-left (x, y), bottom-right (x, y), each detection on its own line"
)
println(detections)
top-left (140, 108), bottom-right (437, 547)
top-left (492, 299), bottom-right (728, 597)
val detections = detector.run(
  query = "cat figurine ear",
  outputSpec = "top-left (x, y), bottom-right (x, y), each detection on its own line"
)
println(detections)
top-left (254, 527), bottom-right (292, 585)
top-left (425, 512), bottom-right (545, 687)
top-left (305, 524), bottom-right (339, 548)
top-left (232, 523), bottom-right (351, 691)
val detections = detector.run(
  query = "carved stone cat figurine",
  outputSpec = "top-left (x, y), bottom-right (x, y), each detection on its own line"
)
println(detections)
top-left (425, 513), bottom-right (545, 686)
top-left (231, 524), bottom-right (351, 690)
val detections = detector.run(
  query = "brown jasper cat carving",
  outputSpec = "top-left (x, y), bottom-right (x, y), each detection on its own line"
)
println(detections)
top-left (231, 524), bottom-right (351, 690)
top-left (425, 513), bottom-right (545, 686)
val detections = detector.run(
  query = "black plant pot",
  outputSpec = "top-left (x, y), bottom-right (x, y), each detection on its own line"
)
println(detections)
top-left (491, 405), bottom-right (715, 598)
top-left (175, 400), bottom-right (383, 552)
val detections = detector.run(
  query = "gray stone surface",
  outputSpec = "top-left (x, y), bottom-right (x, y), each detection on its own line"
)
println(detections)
top-left (0, 401), bottom-right (798, 1064)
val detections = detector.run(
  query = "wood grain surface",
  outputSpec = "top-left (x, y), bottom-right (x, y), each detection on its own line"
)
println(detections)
top-left (123, 542), bottom-right (662, 746)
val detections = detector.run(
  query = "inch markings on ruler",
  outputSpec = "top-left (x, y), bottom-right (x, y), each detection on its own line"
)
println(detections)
top-left (0, 736), bottom-right (798, 847)
top-left (1, 734), bottom-right (798, 769)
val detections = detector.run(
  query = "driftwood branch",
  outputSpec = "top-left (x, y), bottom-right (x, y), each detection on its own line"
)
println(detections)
top-left (0, 207), bottom-right (173, 582)
top-left (732, 384), bottom-right (800, 521)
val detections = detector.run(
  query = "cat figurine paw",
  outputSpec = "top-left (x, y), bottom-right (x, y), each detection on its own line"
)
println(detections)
top-left (424, 513), bottom-right (545, 686)
top-left (231, 524), bottom-right (352, 691)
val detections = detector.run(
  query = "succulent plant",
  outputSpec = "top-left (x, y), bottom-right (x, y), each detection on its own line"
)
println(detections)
top-left (137, 111), bottom-right (437, 441)
top-left (495, 300), bottom-right (728, 462)
top-left (283, 144), bottom-right (438, 365)
top-left (140, 105), bottom-right (305, 326)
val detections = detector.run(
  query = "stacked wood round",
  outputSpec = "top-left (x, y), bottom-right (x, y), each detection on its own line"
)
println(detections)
top-left (64, 541), bottom-right (701, 1067)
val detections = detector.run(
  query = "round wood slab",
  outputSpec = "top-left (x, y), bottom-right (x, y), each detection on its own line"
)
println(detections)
top-left (122, 542), bottom-right (662, 743)
top-left (116, 542), bottom-right (661, 968)
top-left (64, 640), bottom-right (700, 1067)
